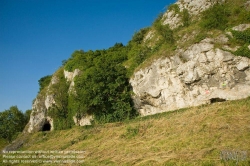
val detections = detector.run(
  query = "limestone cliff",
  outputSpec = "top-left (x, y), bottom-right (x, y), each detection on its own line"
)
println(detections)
top-left (130, 34), bottom-right (250, 116)
top-left (162, 0), bottom-right (226, 29)
top-left (129, 0), bottom-right (250, 116)
top-left (26, 68), bottom-right (92, 133)
top-left (25, 0), bottom-right (250, 132)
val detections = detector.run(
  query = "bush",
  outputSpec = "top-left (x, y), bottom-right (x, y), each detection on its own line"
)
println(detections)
top-left (168, 4), bottom-right (180, 13)
top-left (182, 9), bottom-right (190, 27)
top-left (231, 28), bottom-right (250, 44)
top-left (234, 45), bottom-right (250, 58)
top-left (47, 68), bottom-right (73, 130)
top-left (154, 22), bottom-right (175, 44)
top-left (38, 75), bottom-right (52, 92)
top-left (0, 106), bottom-right (26, 142)
top-left (129, 28), bottom-right (150, 45)
top-left (194, 32), bottom-right (207, 43)
top-left (64, 50), bottom-right (99, 72)
top-left (152, 11), bottom-right (174, 44)
top-left (200, 3), bottom-right (229, 30)
top-left (73, 45), bottom-right (137, 124)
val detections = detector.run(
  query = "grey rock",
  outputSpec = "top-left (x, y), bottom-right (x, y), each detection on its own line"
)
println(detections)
top-left (130, 39), bottom-right (250, 116)
top-left (232, 24), bottom-right (250, 31)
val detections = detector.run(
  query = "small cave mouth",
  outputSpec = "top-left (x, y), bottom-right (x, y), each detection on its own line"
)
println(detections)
top-left (42, 121), bottom-right (51, 131)
top-left (210, 98), bottom-right (226, 104)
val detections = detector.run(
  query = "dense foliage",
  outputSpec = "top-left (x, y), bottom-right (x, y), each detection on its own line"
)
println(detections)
top-left (68, 44), bottom-right (137, 123)
top-left (181, 9), bottom-right (190, 27)
top-left (6, 0), bottom-right (250, 133)
top-left (153, 13), bottom-right (175, 44)
top-left (199, 0), bottom-right (250, 30)
top-left (200, 3), bottom-right (229, 30)
top-left (47, 68), bottom-right (73, 130)
top-left (231, 28), bottom-right (250, 58)
top-left (38, 75), bottom-right (52, 92)
top-left (126, 28), bottom-right (152, 75)
top-left (234, 45), bottom-right (250, 58)
top-left (45, 43), bottom-right (138, 126)
top-left (231, 29), bottom-right (250, 44)
top-left (0, 106), bottom-right (29, 142)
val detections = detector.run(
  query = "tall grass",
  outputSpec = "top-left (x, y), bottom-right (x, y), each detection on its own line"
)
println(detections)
top-left (8, 97), bottom-right (250, 166)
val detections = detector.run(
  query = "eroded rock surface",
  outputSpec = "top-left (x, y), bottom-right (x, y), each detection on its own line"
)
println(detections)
top-left (130, 39), bottom-right (250, 116)
top-left (162, 0), bottom-right (225, 29)
top-left (27, 69), bottom-right (85, 133)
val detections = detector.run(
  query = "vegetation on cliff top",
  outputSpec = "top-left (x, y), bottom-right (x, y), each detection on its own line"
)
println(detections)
top-left (34, 0), bottom-right (250, 130)
top-left (1, 1), bottom-right (250, 165)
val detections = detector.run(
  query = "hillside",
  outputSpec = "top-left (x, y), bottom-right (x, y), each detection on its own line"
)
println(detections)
top-left (2, 0), bottom-right (250, 165)
top-left (20, 0), bottom-right (250, 134)
top-left (2, 97), bottom-right (250, 165)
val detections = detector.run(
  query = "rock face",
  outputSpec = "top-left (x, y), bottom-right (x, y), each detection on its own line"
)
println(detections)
top-left (26, 0), bottom-right (250, 131)
top-left (130, 38), bottom-right (250, 116)
top-left (27, 74), bottom-right (59, 133)
top-left (162, 0), bottom-right (225, 29)
top-left (27, 69), bottom-right (85, 133)
top-left (73, 115), bottom-right (93, 126)
top-left (64, 69), bottom-right (81, 93)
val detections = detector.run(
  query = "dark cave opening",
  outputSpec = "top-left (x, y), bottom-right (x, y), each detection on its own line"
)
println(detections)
top-left (210, 98), bottom-right (226, 104)
top-left (42, 121), bottom-right (51, 131)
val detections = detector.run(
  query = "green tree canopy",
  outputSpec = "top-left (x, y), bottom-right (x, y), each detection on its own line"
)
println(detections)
top-left (47, 68), bottom-right (72, 130)
top-left (0, 106), bottom-right (26, 142)
top-left (38, 75), bottom-right (52, 92)
top-left (73, 45), bottom-right (136, 123)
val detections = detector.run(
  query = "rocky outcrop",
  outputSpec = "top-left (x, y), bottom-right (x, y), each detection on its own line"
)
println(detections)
top-left (64, 69), bottom-right (81, 93)
top-left (232, 24), bottom-right (250, 32)
top-left (73, 115), bottom-right (93, 126)
top-left (130, 36), bottom-right (250, 116)
top-left (162, 0), bottom-right (225, 29)
top-left (26, 69), bottom-right (86, 133)
top-left (26, 0), bottom-right (250, 131)
top-left (27, 94), bottom-right (47, 133)
top-left (27, 75), bottom-right (59, 133)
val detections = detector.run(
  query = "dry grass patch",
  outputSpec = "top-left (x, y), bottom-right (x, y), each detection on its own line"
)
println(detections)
top-left (6, 97), bottom-right (250, 166)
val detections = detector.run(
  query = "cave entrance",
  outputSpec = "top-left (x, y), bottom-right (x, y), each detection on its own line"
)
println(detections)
top-left (42, 120), bottom-right (51, 131)
top-left (210, 98), bottom-right (226, 104)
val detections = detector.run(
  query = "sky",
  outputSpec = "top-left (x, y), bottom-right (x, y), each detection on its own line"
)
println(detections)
top-left (0, 0), bottom-right (176, 112)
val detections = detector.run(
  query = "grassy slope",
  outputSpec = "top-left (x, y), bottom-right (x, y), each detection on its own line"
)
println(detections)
top-left (0, 138), bottom-right (8, 151)
top-left (5, 97), bottom-right (249, 166)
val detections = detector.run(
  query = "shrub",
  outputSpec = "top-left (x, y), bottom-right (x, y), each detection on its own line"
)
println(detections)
top-left (231, 28), bottom-right (250, 44)
top-left (154, 22), bottom-right (175, 44)
top-left (38, 75), bottom-right (52, 92)
top-left (194, 32), bottom-right (207, 43)
top-left (200, 3), bottom-right (229, 30)
top-left (168, 4), bottom-right (180, 13)
top-left (47, 68), bottom-right (73, 130)
top-left (234, 45), bottom-right (250, 58)
top-left (0, 106), bottom-right (26, 142)
top-left (73, 45), bottom-right (137, 124)
top-left (182, 9), bottom-right (190, 27)
top-left (129, 28), bottom-right (150, 45)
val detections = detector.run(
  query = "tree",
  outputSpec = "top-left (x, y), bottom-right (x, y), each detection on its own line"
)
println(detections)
top-left (0, 106), bottom-right (26, 142)
top-left (38, 75), bottom-right (52, 92)
top-left (74, 49), bottom-right (136, 123)
top-left (47, 68), bottom-right (72, 130)
top-left (24, 109), bottom-right (32, 123)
